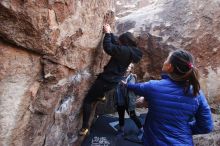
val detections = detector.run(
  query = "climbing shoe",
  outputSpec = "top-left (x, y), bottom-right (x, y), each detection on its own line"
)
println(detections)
top-left (79, 128), bottom-right (89, 136)
top-left (97, 96), bottom-right (106, 102)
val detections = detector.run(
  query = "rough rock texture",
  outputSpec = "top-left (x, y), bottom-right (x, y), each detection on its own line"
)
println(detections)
top-left (116, 0), bottom-right (220, 145)
top-left (115, 0), bottom-right (150, 18)
top-left (0, 1), bottom-right (115, 146)
top-left (116, 0), bottom-right (220, 110)
top-left (0, 41), bottom-right (41, 145)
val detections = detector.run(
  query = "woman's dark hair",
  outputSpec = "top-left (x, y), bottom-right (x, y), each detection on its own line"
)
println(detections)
top-left (169, 49), bottom-right (200, 96)
top-left (118, 32), bottom-right (137, 47)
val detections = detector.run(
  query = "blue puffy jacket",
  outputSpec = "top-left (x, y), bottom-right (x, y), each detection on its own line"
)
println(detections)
top-left (127, 74), bottom-right (213, 146)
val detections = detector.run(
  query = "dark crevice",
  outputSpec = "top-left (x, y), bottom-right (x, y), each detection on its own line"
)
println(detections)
top-left (0, 36), bottom-right (43, 56)
top-left (42, 55), bottom-right (76, 71)
top-left (42, 135), bottom-right (47, 146)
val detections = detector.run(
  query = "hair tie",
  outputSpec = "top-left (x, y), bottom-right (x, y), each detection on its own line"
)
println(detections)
top-left (188, 63), bottom-right (193, 69)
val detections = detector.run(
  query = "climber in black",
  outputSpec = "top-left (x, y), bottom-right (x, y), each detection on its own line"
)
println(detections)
top-left (79, 24), bottom-right (143, 136)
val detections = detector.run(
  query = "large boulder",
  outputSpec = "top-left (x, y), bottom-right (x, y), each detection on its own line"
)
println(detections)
top-left (116, 0), bottom-right (220, 111)
top-left (0, 1), bottom-right (115, 146)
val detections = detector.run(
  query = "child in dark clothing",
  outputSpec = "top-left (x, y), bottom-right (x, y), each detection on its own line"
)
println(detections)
top-left (115, 63), bottom-right (144, 140)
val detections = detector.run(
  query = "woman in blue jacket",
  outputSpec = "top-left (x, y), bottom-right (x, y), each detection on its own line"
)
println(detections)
top-left (124, 49), bottom-right (213, 146)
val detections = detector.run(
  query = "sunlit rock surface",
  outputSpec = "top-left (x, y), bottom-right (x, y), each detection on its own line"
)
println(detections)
top-left (0, 1), bottom-right (115, 145)
top-left (116, 0), bottom-right (220, 109)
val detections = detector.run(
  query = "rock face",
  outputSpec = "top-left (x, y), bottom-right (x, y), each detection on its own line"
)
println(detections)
top-left (116, 0), bottom-right (220, 145)
top-left (116, 0), bottom-right (220, 110)
top-left (0, 41), bottom-right (41, 145)
top-left (0, 1), bottom-right (115, 146)
top-left (115, 0), bottom-right (151, 17)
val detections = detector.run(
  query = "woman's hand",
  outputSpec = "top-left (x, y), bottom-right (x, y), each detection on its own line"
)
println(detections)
top-left (120, 80), bottom-right (127, 85)
top-left (136, 96), bottom-right (148, 108)
top-left (103, 24), bottom-right (111, 33)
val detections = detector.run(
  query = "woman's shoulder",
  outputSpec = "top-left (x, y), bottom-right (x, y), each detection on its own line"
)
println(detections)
top-left (146, 78), bottom-right (178, 91)
top-left (148, 78), bottom-right (169, 85)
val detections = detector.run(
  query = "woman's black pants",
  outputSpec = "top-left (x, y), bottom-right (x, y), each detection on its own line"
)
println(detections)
top-left (117, 106), bottom-right (142, 129)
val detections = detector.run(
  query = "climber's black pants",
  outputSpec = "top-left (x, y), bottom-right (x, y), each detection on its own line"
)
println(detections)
top-left (82, 77), bottom-right (117, 129)
top-left (117, 106), bottom-right (142, 129)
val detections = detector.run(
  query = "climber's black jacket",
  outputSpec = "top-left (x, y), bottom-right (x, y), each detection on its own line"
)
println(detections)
top-left (99, 33), bottom-right (142, 83)
top-left (82, 33), bottom-right (142, 128)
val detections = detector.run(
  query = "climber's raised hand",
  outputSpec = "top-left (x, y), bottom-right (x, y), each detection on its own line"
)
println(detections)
top-left (103, 24), bottom-right (111, 33)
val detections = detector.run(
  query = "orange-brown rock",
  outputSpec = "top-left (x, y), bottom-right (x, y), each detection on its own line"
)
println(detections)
top-left (0, 1), bottom-right (115, 146)
top-left (116, 0), bottom-right (220, 109)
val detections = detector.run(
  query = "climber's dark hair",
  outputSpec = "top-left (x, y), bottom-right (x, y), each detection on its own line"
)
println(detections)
top-left (169, 49), bottom-right (200, 96)
top-left (118, 32), bottom-right (137, 47)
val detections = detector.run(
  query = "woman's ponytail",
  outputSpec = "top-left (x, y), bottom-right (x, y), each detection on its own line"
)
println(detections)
top-left (188, 67), bottom-right (200, 96)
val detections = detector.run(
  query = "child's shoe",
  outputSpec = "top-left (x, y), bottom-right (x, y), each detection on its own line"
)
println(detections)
top-left (79, 128), bottom-right (89, 136)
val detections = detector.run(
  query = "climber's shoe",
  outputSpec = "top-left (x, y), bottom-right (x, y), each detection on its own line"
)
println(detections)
top-left (79, 128), bottom-right (89, 136)
top-left (97, 96), bottom-right (106, 102)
